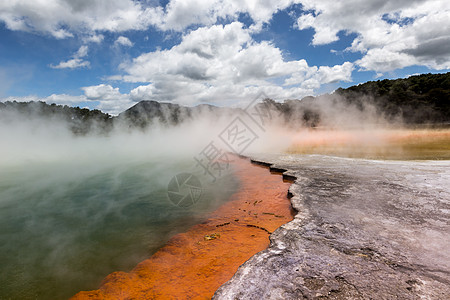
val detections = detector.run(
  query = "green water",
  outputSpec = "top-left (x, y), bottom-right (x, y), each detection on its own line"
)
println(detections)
top-left (0, 158), bottom-right (239, 299)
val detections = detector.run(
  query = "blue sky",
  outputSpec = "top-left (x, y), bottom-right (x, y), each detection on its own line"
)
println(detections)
top-left (0, 0), bottom-right (449, 114)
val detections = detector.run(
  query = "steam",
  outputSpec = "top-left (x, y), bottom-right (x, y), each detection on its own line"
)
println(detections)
top-left (0, 111), bottom-right (220, 166)
top-left (2, 89), bottom-right (447, 169)
top-left (0, 107), bottom-right (248, 299)
top-left (0, 104), bottom-right (296, 168)
top-left (0, 96), bottom-right (447, 298)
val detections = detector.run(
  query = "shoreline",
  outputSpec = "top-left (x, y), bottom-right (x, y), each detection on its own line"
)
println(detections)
top-left (72, 156), bottom-right (295, 299)
top-left (214, 154), bottom-right (450, 299)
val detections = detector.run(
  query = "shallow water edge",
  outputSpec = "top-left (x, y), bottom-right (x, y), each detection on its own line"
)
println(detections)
top-left (72, 156), bottom-right (294, 299)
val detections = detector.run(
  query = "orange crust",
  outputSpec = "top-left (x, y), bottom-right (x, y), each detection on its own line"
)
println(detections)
top-left (72, 157), bottom-right (294, 300)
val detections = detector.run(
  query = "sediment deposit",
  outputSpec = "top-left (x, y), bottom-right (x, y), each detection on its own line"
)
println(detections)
top-left (214, 154), bottom-right (450, 299)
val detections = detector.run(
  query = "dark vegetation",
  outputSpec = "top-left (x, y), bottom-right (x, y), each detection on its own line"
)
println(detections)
top-left (0, 101), bottom-right (113, 134)
top-left (269, 72), bottom-right (450, 127)
top-left (1, 72), bottom-right (449, 133)
top-left (335, 72), bottom-right (450, 124)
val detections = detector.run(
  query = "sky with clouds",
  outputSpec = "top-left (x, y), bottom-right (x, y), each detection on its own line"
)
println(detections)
top-left (0, 0), bottom-right (449, 115)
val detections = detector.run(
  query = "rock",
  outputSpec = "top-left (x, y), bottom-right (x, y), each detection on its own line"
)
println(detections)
top-left (204, 233), bottom-right (221, 241)
top-left (214, 154), bottom-right (450, 299)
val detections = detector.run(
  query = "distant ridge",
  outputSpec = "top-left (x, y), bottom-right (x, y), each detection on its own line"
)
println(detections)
top-left (1, 72), bottom-right (449, 133)
top-left (117, 100), bottom-right (224, 128)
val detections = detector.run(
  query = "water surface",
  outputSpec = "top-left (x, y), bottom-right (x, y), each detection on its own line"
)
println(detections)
top-left (0, 157), bottom-right (238, 299)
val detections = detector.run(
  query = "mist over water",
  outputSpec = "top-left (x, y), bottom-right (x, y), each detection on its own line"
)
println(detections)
top-left (1, 95), bottom-right (448, 298)
top-left (0, 113), bottom-right (245, 299)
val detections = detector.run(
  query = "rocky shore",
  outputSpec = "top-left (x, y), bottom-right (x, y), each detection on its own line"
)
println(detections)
top-left (214, 154), bottom-right (450, 299)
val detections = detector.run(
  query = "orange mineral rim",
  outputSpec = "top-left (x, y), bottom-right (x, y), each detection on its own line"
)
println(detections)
top-left (72, 157), bottom-right (295, 299)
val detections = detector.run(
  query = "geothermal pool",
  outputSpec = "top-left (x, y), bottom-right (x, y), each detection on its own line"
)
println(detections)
top-left (1, 120), bottom-right (449, 299)
top-left (0, 158), bottom-right (239, 299)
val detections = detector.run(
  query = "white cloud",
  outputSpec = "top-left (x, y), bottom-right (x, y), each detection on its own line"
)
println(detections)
top-left (114, 36), bottom-right (133, 47)
top-left (159, 0), bottom-right (298, 31)
top-left (0, 0), bottom-right (301, 38)
top-left (94, 99), bottom-right (135, 115)
top-left (75, 45), bottom-right (89, 58)
top-left (0, 0), bottom-right (163, 38)
top-left (50, 58), bottom-right (90, 70)
top-left (115, 22), bottom-right (353, 105)
top-left (4, 0), bottom-right (448, 112)
top-left (83, 34), bottom-right (104, 44)
top-left (45, 94), bottom-right (87, 105)
top-left (82, 84), bottom-right (124, 101)
top-left (294, 0), bottom-right (450, 72)
top-left (130, 84), bottom-right (154, 101)
top-left (82, 84), bottom-right (135, 115)
top-left (1, 0), bottom-right (448, 80)
top-left (50, 45), bottom-right (90, 69)
top-left (318, 62), bottom-right (355, 84)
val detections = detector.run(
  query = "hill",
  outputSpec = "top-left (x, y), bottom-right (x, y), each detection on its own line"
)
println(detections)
top-left (116, 100), bottom-right (228, 128)
top-left (260, 72), bottom-right (450, 127)
top-left (0, 101), bottom-right (113, 134)
top-left (1, 72), bottom-right (449, 131)
top-left (335, 72), bottom-right (450, 124)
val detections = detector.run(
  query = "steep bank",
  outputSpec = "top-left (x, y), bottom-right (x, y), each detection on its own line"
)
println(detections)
top-left (214, 154), bottom-right (450, 299)
top-left (72, 157), bottom-right (294, 299)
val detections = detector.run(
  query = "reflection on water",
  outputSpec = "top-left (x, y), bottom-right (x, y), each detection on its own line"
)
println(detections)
top-left (0, 159), bottom-right (238, 299)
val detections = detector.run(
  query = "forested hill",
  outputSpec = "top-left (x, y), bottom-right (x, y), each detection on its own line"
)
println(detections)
top-left (1, 72), bottom-right (449, 132)
top-left (334, 72), bottom-right (450, 123)
top-left (0, 101), bottom-right (113, 134)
